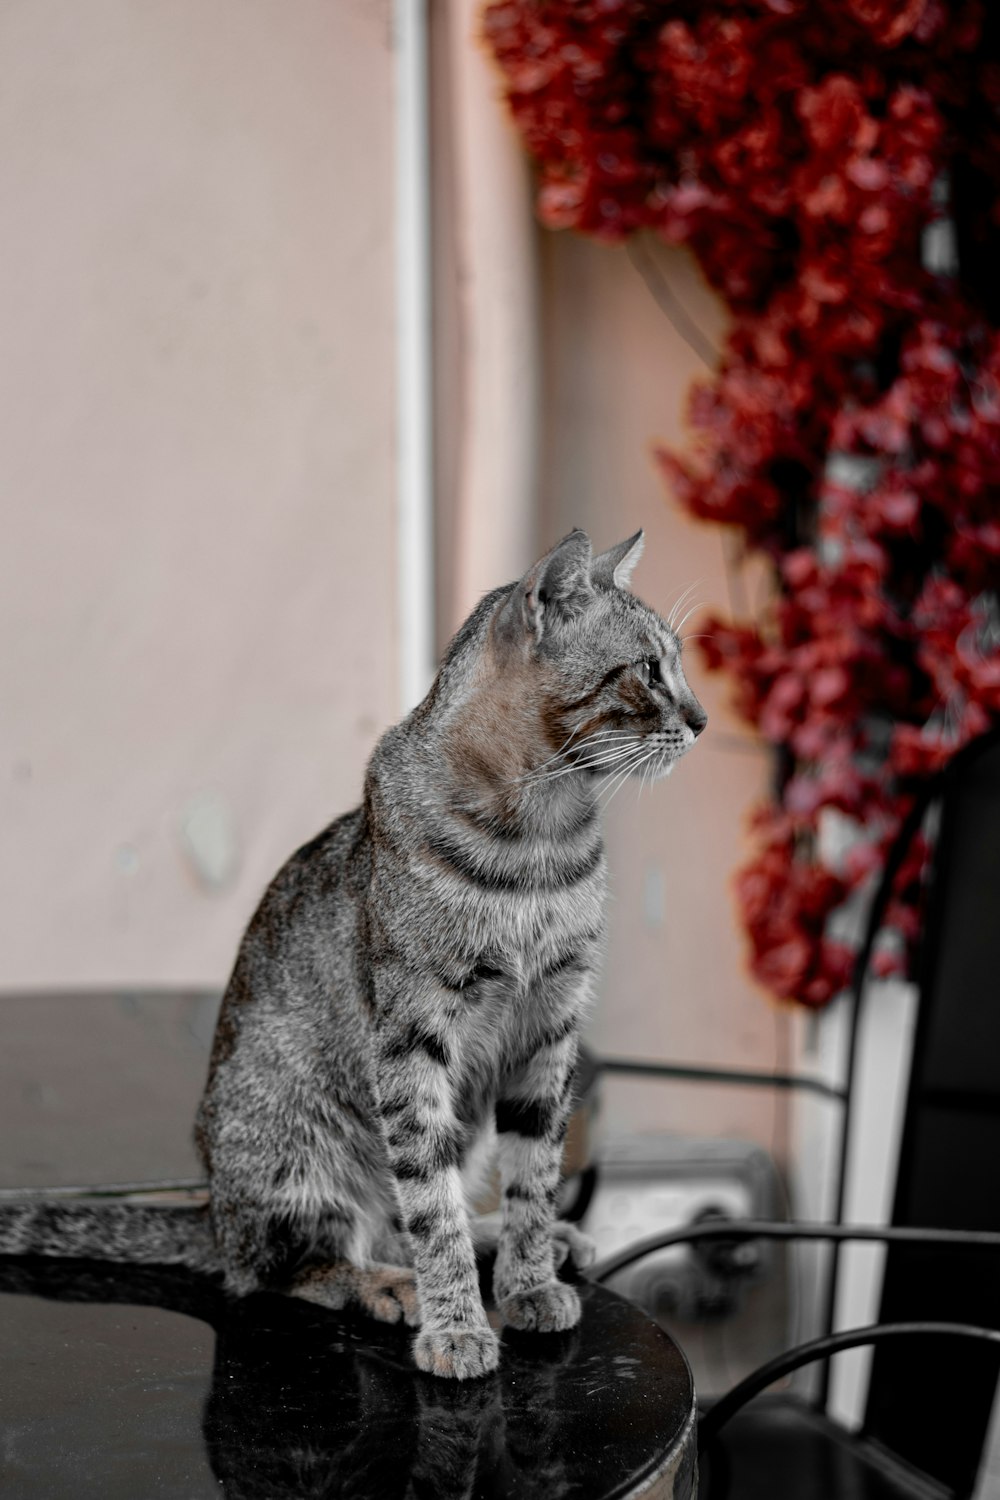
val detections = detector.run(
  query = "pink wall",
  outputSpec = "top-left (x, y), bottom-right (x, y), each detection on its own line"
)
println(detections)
top-left (0, 1), bottom-right (400, 986)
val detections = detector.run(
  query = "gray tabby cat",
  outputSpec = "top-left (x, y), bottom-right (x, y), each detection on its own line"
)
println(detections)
top-left (0, 529), bottom-right (705, 1380)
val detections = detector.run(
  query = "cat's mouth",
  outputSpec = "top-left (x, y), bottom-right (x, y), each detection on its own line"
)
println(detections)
top-left (639, 750), bottom-right (679, 782)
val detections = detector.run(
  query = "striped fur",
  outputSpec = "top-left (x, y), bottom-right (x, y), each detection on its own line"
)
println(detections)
top-left (1, 529), bottom-right (705, 1380)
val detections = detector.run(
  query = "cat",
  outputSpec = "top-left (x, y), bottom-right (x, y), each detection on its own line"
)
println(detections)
top-left (0, 528), bottom-right (706, 1380)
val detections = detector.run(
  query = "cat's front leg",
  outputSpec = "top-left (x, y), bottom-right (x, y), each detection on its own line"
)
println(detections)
top-left (376, 1007), bottom-right (499, 1380)
top-left (493, 1027), bottom-right (582, 1334)
top-left (472, 1211), bottom-right (595, 1273)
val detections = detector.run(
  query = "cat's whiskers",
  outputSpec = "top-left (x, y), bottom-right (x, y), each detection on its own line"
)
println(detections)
top-left (675, 599), bottom-right (703, 635)
top-left (601, 745), bottom-right (662, 808)
top-left (598, 758), bottom-right (645, 807)
top-left (641, 745), bottom-right (669, 794)
top-left (598, 738), bottom-right (651, 776)
top-left (514, 729), bottom-right (627, 785)
top-left (518, 733), bottom-right (637, 784)
top-left (667, 580), bottom-right (700, 633)
top-left (592, 742), bottom-right (651, 801)
top-left (528, 739), bottom-right (644, 786)
top-left (523, 722), bottom-right (599, 776)
top-left (528, 757), bottom-right (635, 791)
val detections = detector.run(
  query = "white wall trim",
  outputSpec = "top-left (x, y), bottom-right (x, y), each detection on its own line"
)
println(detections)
top-left (787, 982), bottom-right (920, 1423)
top-left (393, 0), bottom-right (435, 715)
top-left (828, 977), bottom-right (919, 1428)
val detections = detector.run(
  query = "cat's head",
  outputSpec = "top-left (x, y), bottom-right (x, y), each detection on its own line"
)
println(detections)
top-left (490, 528), bottom-right (707, 785)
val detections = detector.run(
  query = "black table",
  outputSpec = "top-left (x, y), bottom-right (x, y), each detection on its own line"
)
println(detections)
top-left (0, 991), bottom-right (697, 1498)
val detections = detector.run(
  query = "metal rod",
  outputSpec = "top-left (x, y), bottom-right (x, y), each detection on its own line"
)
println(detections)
top-left (0, 1179), bottom-right (208, 1200)
top-left (598, 1057), bottom-right (846, 1103)
top-left (699, 1321), bottom-right (1000, 1450)
top-left (589, 1219), bottom-right (1000, 1286)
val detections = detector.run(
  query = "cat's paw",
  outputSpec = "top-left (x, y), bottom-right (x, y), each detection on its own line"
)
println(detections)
top-left (289, 1262), bottom-right (421, 1327)
top-left (552, 1221), bottom-right (596, 1273)
top-left (498, 1281), bottom-right (581, 1333)
top-left (413, 1325), bottom-right (500, 1380)
top-left (359, 1267), bottom-right (422, 1328)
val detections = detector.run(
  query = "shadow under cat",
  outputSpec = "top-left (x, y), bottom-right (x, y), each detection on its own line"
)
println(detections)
top-left (0, 1256), bottom-right (695, 1500)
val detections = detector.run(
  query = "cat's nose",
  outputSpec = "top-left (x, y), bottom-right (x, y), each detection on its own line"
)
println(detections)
top-left (686, 704), bottom-right (708, 737)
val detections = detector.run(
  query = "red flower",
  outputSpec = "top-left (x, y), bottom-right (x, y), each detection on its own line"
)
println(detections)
top-left (889, 725), bottom-right (954, 778)
top-left (797, 76), bottom-right (876, 155)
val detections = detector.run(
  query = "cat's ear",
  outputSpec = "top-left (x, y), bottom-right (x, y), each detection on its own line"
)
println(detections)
top-left (497, 529), bottom-right (594, 646)
top-left (592, 529), bottom-right (644, 591)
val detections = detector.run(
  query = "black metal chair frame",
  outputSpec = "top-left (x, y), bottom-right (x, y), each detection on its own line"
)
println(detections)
top-left (589, 726), bottom-right (1000, 1494)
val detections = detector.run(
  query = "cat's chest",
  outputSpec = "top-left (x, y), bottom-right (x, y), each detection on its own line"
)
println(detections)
top-left (442, 883), bottom-right (605, 1046)
top-left (376, 820), bottom-right (607, 980)
top-left (447, 959), bottom-right (594, 1122)
top-left (454, 870), bottom-right (606, 969)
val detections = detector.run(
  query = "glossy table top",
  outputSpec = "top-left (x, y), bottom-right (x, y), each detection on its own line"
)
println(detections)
top-left (1, 1260), bottom-right (696, 1499)
top-left (0, 991), bottom-right (697, 1498)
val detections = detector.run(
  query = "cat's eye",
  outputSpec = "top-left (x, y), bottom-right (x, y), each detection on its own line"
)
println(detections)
top-left (637, 657), bottom-right (663, 688)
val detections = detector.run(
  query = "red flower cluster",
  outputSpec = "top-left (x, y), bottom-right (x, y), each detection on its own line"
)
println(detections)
top-left (735, 809), bottom-right (855, 1006)
top-left (486, 0), bottom-right (1000, 1006)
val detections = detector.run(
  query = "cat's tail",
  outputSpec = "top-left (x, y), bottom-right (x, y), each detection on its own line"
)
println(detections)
top-left (0, 1198), bottom-right (221, 1275)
